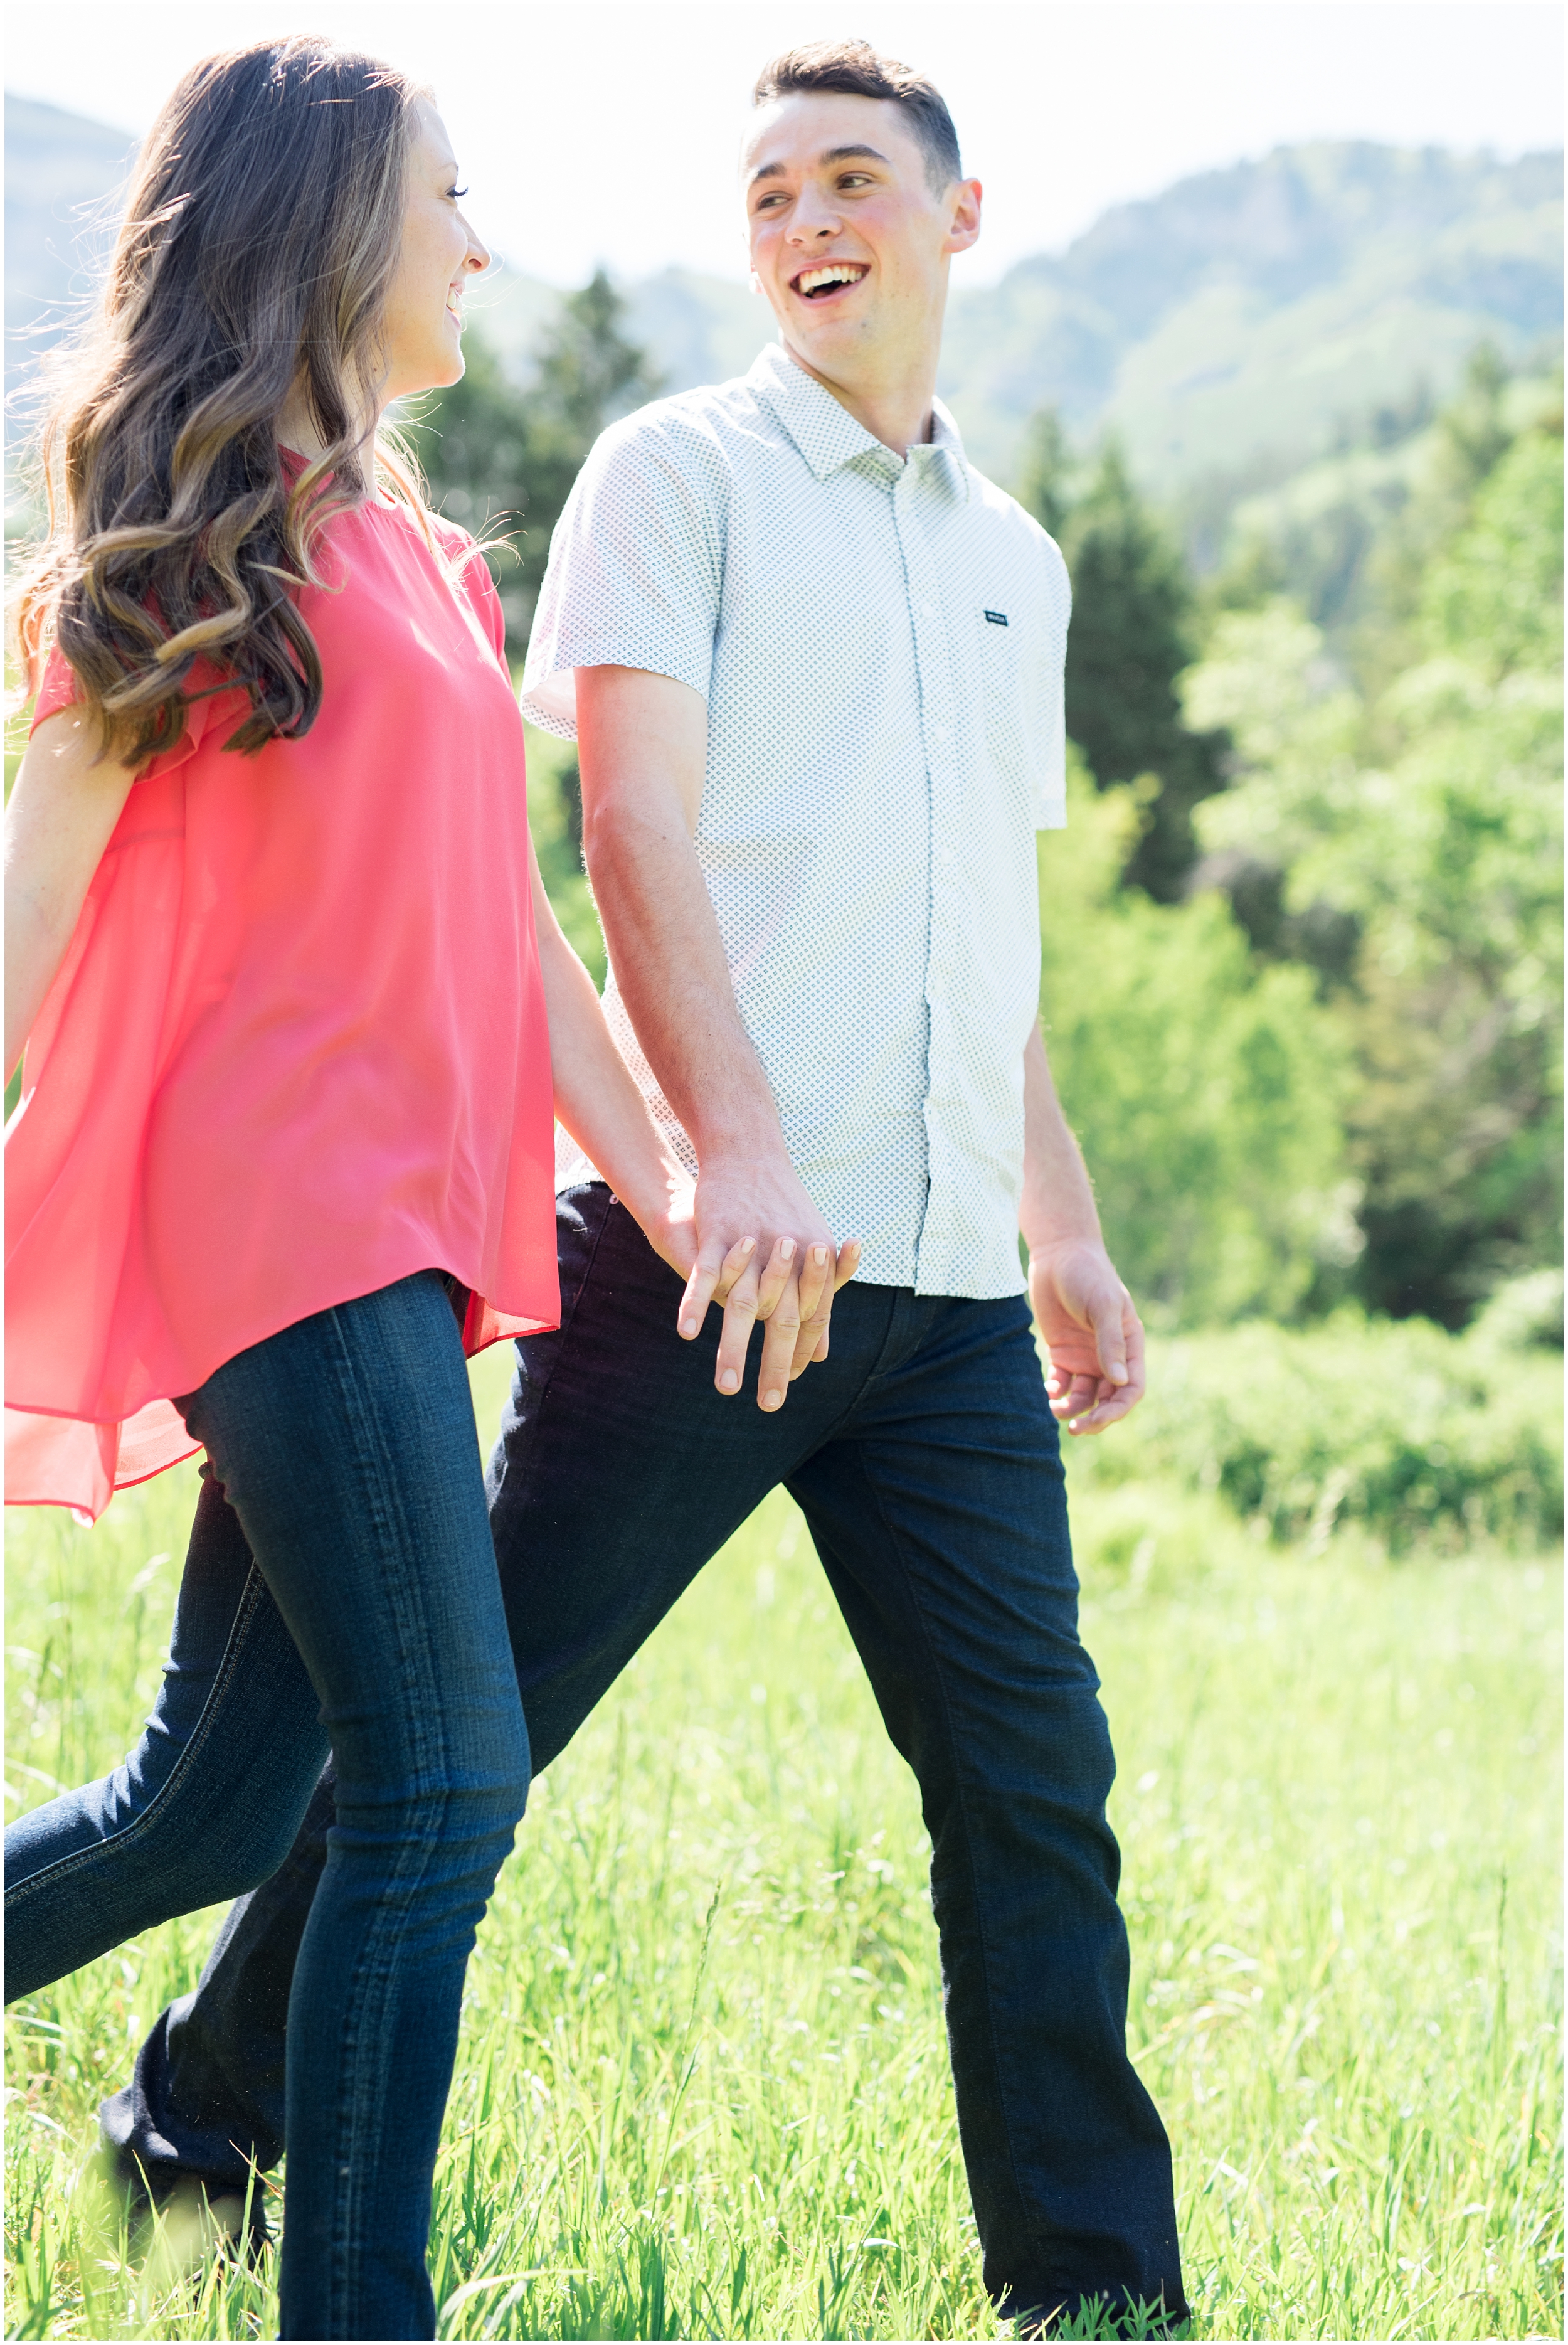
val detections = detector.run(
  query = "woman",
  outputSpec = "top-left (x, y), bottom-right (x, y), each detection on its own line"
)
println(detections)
top-left (3, 36), bottom-right (813, 2338)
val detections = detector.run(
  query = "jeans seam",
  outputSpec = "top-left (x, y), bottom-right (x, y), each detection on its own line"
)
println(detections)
top-left (3, 1567), bottom-right (274, 1913)
top-left (852, 1440), bottom-right (1049, 2281)
top-left (313, 1287), bottom-right (454, 2334)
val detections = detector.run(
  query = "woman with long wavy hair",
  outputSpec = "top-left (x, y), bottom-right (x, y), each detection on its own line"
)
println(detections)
top-left (4, 38), bottom-right (701, 2337)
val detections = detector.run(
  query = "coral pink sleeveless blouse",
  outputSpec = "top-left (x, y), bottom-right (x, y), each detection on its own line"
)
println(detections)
top-left (6, 496), bottom-right (560, 1521)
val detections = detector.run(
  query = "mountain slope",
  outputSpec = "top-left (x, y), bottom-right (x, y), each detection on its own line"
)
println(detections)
top-left (941, 142), bottom-right (1561, 485)
top-left (5, 93), bottom-right (135, 339)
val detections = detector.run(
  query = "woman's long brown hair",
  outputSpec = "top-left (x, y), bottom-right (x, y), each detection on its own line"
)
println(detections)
top-left (10, 37), bottom-right (428, 764)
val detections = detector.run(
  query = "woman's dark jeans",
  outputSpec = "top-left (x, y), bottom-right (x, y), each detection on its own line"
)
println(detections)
top-left (4, 1273), bottom-right (530, 2340)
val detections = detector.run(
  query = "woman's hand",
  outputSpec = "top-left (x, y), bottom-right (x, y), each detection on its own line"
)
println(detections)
top-left (635, 1172), bottom-right (699, 1282)
top-left (6, 708), bottom-right (138, 1082)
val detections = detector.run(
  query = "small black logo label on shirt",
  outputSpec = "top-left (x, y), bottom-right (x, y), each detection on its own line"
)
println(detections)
top-left (983, 609), bottom-right (1009, 626)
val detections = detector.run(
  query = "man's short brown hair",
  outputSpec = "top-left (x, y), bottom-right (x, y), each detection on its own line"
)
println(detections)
top-left (751, 38), bottom-right (962, 195)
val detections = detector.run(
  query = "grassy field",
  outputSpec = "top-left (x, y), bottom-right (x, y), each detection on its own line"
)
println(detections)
top-left (5, 1345), bottom-right (1562, 2341)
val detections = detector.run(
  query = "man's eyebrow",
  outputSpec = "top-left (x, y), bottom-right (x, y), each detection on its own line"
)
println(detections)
top-left (748, 142), bottom-right (893, 185)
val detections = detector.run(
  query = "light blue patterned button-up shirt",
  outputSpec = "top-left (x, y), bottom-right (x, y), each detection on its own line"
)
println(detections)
top-left (522, 340), bottom-right (1071, 1300)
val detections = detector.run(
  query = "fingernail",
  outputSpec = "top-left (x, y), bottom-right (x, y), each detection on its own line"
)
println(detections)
top-left (780, 1238), bottom-right (795, 1260)
top-left (719, 1369), bottom-right (739, 1395)
top-left (761, 1389), bottom-right (782, 1410)
top-left (739, 1236), bottom-right (756, 1255)
top-left (679, 1319), bottom-right (695, 1337)
top-left (812, 1245), bottom-right (827, 1267)
top-left (1111, 1367), bottom-right (1128, 1383)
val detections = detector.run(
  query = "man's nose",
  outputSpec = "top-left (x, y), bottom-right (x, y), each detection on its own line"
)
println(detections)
top-left (788, 184), bottom-right (843, 243)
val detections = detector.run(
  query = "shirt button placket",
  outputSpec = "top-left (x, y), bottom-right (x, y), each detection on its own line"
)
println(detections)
top-left (898, 461), bottom-right (956, 1295)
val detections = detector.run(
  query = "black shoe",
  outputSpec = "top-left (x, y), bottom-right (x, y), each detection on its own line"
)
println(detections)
top-left (91, 2139), bottom-right (270, 2273)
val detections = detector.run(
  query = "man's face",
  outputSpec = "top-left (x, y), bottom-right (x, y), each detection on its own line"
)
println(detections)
top-left (743, 91), bottom-right (980, 380)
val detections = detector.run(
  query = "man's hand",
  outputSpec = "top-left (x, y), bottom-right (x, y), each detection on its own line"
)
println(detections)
top-left (1029, 1238), bottom-right (1146, 1435)
top-left (1020, 1024), bottom-right (1147, 1435)
top-left (678, 1147), bottom-right (860, 1410)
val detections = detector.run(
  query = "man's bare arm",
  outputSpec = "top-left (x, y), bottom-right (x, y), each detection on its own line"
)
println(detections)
top-left (1020, 1024), bottom-right (1146, 1435)
top-left (575, 665), bottom-right (857, 1409)
top-left (527, 829), bottom-right (700, 1277)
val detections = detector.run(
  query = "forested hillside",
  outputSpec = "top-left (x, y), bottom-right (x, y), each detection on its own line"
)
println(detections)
top-left (1029, 353), bottom-right (1561, 1329)
top-left (946, 142), bottom-right (1560, 486)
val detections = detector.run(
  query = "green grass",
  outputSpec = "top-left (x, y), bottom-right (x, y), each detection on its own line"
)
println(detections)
top-left (5, 1346), bottom-right (1562, 2340)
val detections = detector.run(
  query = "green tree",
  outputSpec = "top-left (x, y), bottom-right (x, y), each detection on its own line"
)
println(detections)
top-left (1041, 755), bottom-right (1357, 1326)
top-left (1018, 423), bottom-right (1227, 901)
top-left (412, 268), bottom-right (661, 650)
top-left (409, 271), bottom-right (660, 964)
top-left (1185, 413), bottom-right (1564, 1323)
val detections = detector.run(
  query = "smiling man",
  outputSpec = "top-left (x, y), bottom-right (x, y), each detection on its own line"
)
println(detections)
top-left (101, 40), bottom-right (1187, 2338)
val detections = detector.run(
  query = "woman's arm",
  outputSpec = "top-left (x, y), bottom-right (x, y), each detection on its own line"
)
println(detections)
top-left (527, 832), bottom-right (699, 1280)
top-left (6, 709), bottom-right (138, 1080)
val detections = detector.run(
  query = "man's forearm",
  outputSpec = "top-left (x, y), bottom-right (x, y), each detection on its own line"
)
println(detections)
top-left (1019, 1023), bottom-right (1103, 1256)
top-left (587, 805), bottom-right (783, 1158)
top-left (529, 849), bottom-right (689, 1260)
top-left (576, 667), bottom-right (788, 1165)
top-left (573, 663), bottom-right (847, 1408)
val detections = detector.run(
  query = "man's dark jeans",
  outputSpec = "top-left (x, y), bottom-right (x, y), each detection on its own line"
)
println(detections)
top-left (102, 1186), bottom-right (1187, 2331)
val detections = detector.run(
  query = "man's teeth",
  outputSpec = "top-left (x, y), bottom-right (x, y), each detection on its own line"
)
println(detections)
top-left (797, 264), bottom-right (866, 295)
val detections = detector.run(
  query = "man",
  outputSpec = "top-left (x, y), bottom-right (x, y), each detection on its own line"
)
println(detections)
top-left (103, 40), bottom-right (1187, 2334)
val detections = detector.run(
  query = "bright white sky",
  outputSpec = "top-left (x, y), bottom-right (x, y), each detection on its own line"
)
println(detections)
top-left (8, 2), bottom-right (1562, 288)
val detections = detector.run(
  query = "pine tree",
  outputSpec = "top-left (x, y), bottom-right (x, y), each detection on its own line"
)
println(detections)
top-left (413, 269), bottom-right (661, 649)
top-left (410, 271), bottom-right (660, 890)
top-left (1017, 419), bottom-right (1226, 900)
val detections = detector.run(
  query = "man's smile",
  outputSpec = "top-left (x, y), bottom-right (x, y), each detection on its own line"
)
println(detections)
top-left (791, 261), bottom-right (869, 300)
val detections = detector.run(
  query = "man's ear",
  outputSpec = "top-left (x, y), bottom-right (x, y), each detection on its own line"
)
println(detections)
top-left (945, 176), bottom-right (982, 258)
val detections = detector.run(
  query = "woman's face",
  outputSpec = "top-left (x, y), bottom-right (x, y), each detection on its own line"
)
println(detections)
top-left (379, 102), bottom-right (489, 401)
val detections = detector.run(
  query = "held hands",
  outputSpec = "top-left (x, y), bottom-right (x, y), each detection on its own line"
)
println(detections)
top-left (1029, 1238), bottom-right (1146, 1435)
top-left (675, 1150), bottom-right (860, 1410)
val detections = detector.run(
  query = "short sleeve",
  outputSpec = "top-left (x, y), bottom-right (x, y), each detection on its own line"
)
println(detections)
top-left (31, 645), bottom-right (83, 732)
top-left (29, 645), bottom-right (249, 782)
top-left (519, 408), bottom-right (726, 738)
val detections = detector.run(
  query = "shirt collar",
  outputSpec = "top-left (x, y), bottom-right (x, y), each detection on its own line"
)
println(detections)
top-left (747, 340), bottom-right (971, 501)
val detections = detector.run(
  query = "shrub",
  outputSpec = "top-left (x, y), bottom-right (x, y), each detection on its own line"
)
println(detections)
top-left (1066, 1284), bottom-right (1563, 1554)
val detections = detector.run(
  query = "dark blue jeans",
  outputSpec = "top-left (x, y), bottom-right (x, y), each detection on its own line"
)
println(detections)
top-left (96, 1189), bottom-right (1187, 2332)
top-left (5, 1274), bottom-right (529, 2341)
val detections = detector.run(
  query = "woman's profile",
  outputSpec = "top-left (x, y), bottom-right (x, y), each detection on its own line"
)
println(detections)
top-left (4, 36), bottom-right (706, 2337)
